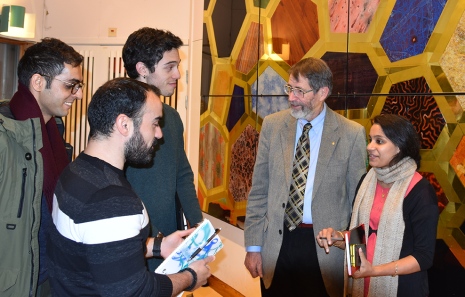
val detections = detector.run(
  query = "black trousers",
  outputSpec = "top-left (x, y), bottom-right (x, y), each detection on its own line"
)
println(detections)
top-left (261, 226), bottom-right (329, 297)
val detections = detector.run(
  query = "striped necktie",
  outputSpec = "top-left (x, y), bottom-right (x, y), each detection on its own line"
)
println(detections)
top-left (284, 123), bottom-right (312, 231)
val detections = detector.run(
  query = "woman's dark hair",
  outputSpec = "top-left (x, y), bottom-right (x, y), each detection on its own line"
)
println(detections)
top-left (373, 114), bottom-right (421, 169)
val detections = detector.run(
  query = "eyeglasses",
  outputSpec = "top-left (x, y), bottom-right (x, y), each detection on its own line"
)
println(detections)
top-left (41, 74), bottom-right (84, 95)
top-left (283, 84), bottom-right (313, 98)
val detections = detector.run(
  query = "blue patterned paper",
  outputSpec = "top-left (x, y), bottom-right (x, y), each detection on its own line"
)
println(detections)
top-left (155, 219), bottom-right (223, 274)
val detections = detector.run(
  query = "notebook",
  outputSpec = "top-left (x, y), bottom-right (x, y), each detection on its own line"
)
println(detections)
top-left (344, 224), bottom-right (366, 276)
top-left (155, 218), bottom-right (223, 275)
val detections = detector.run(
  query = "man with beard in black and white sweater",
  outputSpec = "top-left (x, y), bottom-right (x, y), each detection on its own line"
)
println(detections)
top-left (47, 78), bottom-right (214, 297)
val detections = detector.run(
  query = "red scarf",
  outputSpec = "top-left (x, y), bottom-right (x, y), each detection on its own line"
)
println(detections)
top-left (9, 82), bottom-right (70, 213)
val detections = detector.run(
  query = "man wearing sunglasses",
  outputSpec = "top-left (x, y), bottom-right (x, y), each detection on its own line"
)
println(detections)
top-left (0, 38), bottom-right (83, 297)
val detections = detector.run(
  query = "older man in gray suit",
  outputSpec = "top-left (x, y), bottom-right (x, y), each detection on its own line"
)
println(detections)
top-left (244, 57), bottom-right (367, 297)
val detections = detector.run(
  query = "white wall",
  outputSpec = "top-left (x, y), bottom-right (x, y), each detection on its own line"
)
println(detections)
top-left (40, 0), bottom-right (191, 44)
top-left (0, 1), bottom-right (191, 43)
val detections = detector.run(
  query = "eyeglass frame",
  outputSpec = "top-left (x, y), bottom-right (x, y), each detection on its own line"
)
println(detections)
top-left (40, 74), bottom-right (85, 95)
top-left (283, 84), bottom-right (313, 98)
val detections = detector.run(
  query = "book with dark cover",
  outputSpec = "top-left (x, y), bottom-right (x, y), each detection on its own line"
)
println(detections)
top-left (344, 224), bottom-right (366, 276)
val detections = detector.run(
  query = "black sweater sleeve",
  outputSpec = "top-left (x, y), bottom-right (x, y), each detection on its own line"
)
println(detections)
top-left (401, 178), bottom-right (439, 270)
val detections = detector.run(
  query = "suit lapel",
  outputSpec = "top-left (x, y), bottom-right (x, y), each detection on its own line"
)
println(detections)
top-left (313, 109), bottom-right (339, 200)
top-left (280, 114), bottom-right (297, 189)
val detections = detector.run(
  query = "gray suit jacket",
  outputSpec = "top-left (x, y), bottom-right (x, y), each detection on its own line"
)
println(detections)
top-left (244, 106), bottom-right (367, 297)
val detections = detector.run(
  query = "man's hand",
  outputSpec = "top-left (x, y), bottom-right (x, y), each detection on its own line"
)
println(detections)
top-left (161, 229), bottom-right (195, 258)
top-left (168, 256), bottom-right (215, 295)
top-left (187, 256), bottom-right (215, 290)
top-left (244, 252), bottom-right (263, 278)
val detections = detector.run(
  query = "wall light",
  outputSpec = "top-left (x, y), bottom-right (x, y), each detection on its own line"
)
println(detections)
top-left (0, 5), bottom-right (25, 31)
top-left (0, 4), bottom-right (34, 39)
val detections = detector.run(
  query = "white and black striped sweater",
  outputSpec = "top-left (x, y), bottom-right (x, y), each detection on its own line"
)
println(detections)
top-left (47, 153), bottom-right (172, 297)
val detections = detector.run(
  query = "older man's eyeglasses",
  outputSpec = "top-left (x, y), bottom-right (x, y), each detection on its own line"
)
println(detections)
top-left (41, 74), bottom-right (84, 95)
top-left (283, 84), bottom-right (313, 98)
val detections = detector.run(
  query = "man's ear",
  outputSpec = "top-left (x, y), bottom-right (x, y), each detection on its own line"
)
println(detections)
top-left (115, 114), bottom-right (131, 137)
top-left (135, 62), bottom-right (148, 78)
top-left (317, 86), bottom-right (330, 101)
top-left (30, 73), bottom-right (46, 93)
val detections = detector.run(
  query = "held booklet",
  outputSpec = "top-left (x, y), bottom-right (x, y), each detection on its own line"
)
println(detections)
top-left (344, 224), bottom-right (366, 276)
top-left (155, 218), bottom-right (223, 275)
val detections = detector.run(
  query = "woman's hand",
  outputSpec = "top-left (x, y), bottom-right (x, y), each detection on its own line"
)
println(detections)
top-left (352, 247), bottom-right (374, 278)
top-left (316, 228), bottom-right (345, 253)
top-left (353, 254), bottom-right (421, 279)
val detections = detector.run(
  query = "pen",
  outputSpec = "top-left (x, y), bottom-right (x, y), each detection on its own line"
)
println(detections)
top-left (320, 237), bottom-right (344, 241)
top-left (188, 228), bottom-right (221, 261)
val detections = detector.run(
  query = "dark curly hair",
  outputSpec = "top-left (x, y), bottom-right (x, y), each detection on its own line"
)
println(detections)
top-left (373, 114), bottom-right (421, 169)
top-left (122, 27), bottom-right (183, 79)
top-left (17, 37), bottom-right (83, 88)
top-left (87, 78), bottom-right (161, 140)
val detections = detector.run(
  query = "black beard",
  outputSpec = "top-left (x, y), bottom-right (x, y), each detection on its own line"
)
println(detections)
top-left (124, 129), bottom-right (157, 165)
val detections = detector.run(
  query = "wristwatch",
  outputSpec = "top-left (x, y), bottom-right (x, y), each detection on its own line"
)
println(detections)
top-left (152, 232), bottom-right (164, 258)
